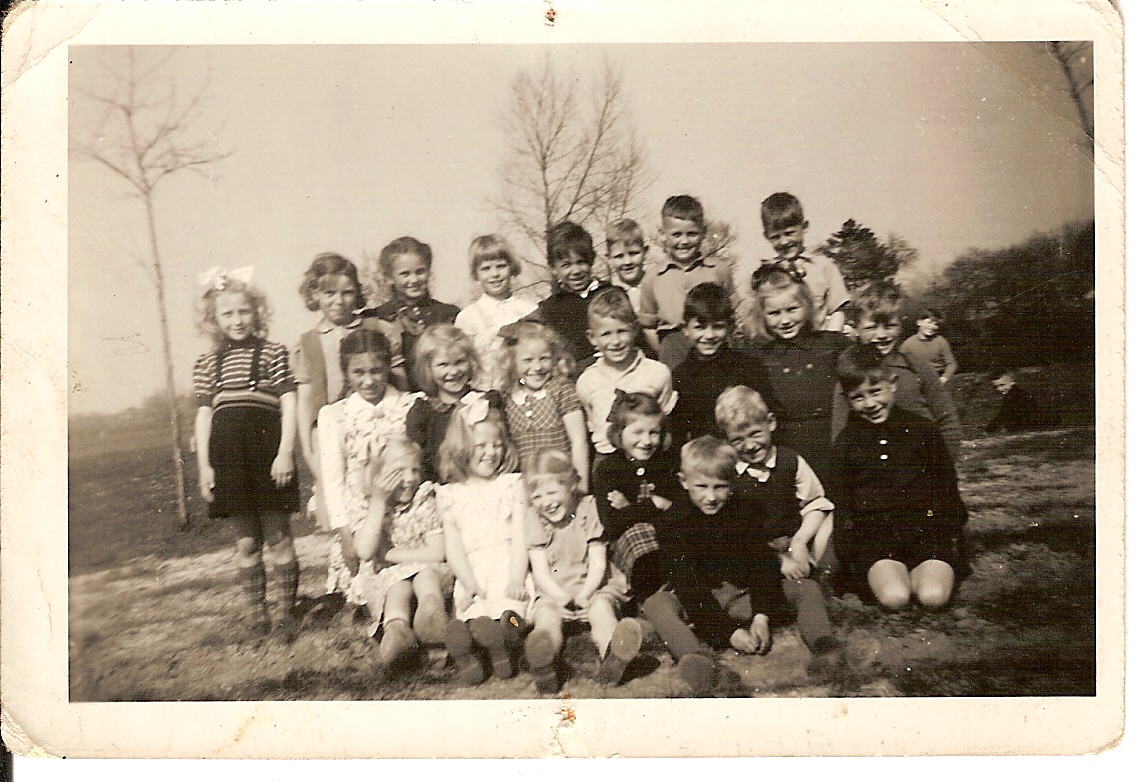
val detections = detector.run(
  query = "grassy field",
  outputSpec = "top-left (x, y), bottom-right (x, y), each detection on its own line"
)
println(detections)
top-left (68, 364), bottom-right (1097, 700)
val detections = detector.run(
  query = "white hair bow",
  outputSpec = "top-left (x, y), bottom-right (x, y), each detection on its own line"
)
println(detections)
top-left (458, 391), bottom-right (490, 426)
top-left (198, 266), bottom-right (255, 290)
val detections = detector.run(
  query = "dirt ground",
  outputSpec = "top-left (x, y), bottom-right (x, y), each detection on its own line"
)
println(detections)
top-left (67, 365), bottom-right (1096, 701)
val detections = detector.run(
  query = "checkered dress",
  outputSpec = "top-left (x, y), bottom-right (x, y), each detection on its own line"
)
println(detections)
top-left (504, 376), bottom-right (582, 468)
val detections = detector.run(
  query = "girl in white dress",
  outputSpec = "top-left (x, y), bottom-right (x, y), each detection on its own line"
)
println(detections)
top-left (318, 330), bottom-right (418, 606)
top-left (351, 437), bottom-right (451, 674)
top-left (453, 234), bottom-right (536, 391)
top-left (437, 396), bottom-right (532, 684)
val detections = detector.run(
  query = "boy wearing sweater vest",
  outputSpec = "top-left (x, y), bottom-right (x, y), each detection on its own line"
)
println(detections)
top-left (715, 386), bottom-right (844, 676)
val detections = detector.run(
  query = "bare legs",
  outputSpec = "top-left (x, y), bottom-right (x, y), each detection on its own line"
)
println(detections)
top-left (867, 558), bottom-right (955, 610)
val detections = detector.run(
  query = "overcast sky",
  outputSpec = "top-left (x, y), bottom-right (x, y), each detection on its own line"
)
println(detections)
top-left (68, 43), bottom-right (1094, 415)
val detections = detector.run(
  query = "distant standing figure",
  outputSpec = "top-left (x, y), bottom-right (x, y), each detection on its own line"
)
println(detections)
top-left (899, 307), bottom-right (958, 385)
top-left (985, 369), bottom-right (1059, 433)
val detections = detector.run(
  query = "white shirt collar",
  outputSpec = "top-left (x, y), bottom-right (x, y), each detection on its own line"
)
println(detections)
top-left (735, 447), bottom-right (778, 481)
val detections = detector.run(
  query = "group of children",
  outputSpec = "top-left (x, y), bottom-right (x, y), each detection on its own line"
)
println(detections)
top-left (191, 191), bottom-right (969, 696)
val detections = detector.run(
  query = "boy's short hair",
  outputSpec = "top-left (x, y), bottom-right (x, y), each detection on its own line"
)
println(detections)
top-left (917, 305), bottom-right (941, 322)
top-left (988, 367), bottom-right (1016, 382)
top-left (661, 194), bottom-right (705, 225)
top-left (587, 286), bottom-right (639, 328)
top-left (682, 282), bottom-right (735, 326)
top-left (714, 385), bottom-right (771, 433)
top-left (679, 435), bottom-right (739, 482)
top-left (546, 221), bottom-right (595, 266)
top-left (760, 192), bottom-right (805, 233)
top-left (605, 218), bottom-right (646, 250)
top-left (836, 344), bottom-right (896, 392)
top-left (852, 280), bottom-right (904, 325)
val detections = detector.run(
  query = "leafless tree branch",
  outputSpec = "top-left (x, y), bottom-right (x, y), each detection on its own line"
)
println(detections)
top-left (72, 49), bottom-right (232, 529)
top-left (491, 55), bottom-right (653, 284)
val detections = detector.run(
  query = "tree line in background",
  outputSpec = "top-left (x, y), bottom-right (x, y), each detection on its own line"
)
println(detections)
top-left (919, 220), bottom-right (1095, 372)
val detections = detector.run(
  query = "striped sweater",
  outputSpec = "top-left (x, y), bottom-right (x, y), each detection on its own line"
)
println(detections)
top-left (193, 337), bottom-right (297, 412)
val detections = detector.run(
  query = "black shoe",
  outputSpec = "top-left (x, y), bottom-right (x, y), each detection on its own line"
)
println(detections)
top-left (470, 616), bottom-right (514, 679)
top-left (445, 619), bottom-right (486, 685)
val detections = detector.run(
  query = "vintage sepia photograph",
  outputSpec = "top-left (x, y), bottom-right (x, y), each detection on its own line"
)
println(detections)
top-left (1, 0), bottom-right (1125, 759)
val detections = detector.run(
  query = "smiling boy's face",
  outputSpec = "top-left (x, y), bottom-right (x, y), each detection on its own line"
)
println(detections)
top-left (764, 221), bottom-right (808, 261)
top-left (846, 376), bottom-right (898, 424)
top-left (856, 315), bottom-right (901, 356)
top-left (552, 251), bottom-right (593, 293)
top-left (916, 315), bottom-right (940, 339)
top-left (678, 468), bottom-right (732, 515)
top-left (723, 415), bottom-right (776, 465)
top-left (662, 216), bottom-right (706, 265)
top-left (586, 315), bottom-right (637, 369)
top-left (682, 318), bottom-right (729, 359)
top-left (608, 242), bottom-right (647, 286)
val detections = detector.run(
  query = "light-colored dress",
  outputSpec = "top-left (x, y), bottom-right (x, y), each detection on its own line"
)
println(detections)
top-left (350, 481), bottom-right (452, 636)
top-left (318, 388), bottom-right (419, 598)
top-left (454, 293), bottom-right (536, 390)
top-left (436, 473), bottom-right (534, 621)
top-left (526, 495), bottom-right (627, 616)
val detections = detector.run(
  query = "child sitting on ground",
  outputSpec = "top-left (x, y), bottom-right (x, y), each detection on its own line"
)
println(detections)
top-left (667, 282), bottom-right (773, 450)
top-left (759, 192), bottom-right (849, 332)
top-left (591, 392), bottom-right (675, 605)
top-left (830, 345), bottom-right (968, 610)
top-left (715, 386), bottom-right (844, 676)
top-left (318, 330), bottom-right (418, 614)
top-left (845, 281), bottom-right (962, 460)
top-left (352, 438), bottom-right (450, 674)
top-left (437, 397), bottom-right (532, 684)
top-left (523, 450), bottom-right (644, 693)
top-left (898, 305), bottom-right (958, 385)
top-left (577, 287), bottom-right (677, 458)
top-left (645, 436), bottom-right (789, 695)
top-left (984, 368), bottom-right (1059, 433)
top-left (638, 195), bottom-right (734, 369)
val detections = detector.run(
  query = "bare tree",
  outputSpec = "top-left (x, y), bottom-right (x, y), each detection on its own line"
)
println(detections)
top-left (72, 49), bottom-right (230, 529)
top-left (493, 56), bottom-right (653, 288)
top-left (1048, 42), bottom-right (1094, 151)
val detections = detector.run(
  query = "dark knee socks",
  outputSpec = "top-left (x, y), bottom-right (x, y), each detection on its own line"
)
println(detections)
top-left (629, 553), bottom-right (665, 603)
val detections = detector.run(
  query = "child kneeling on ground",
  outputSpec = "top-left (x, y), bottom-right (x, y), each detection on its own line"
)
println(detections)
top-left (644, 436), bottom-right (791, 696)
top-left (830, 345), bottom-right (968, 610)
top-left (523, 450), bottom-right (644, 693)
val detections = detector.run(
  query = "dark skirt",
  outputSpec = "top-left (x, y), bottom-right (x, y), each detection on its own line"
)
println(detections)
top-left (844, 509), bottom-right (962, 573)
top-left (208, 405), bottom-right (299, 519)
